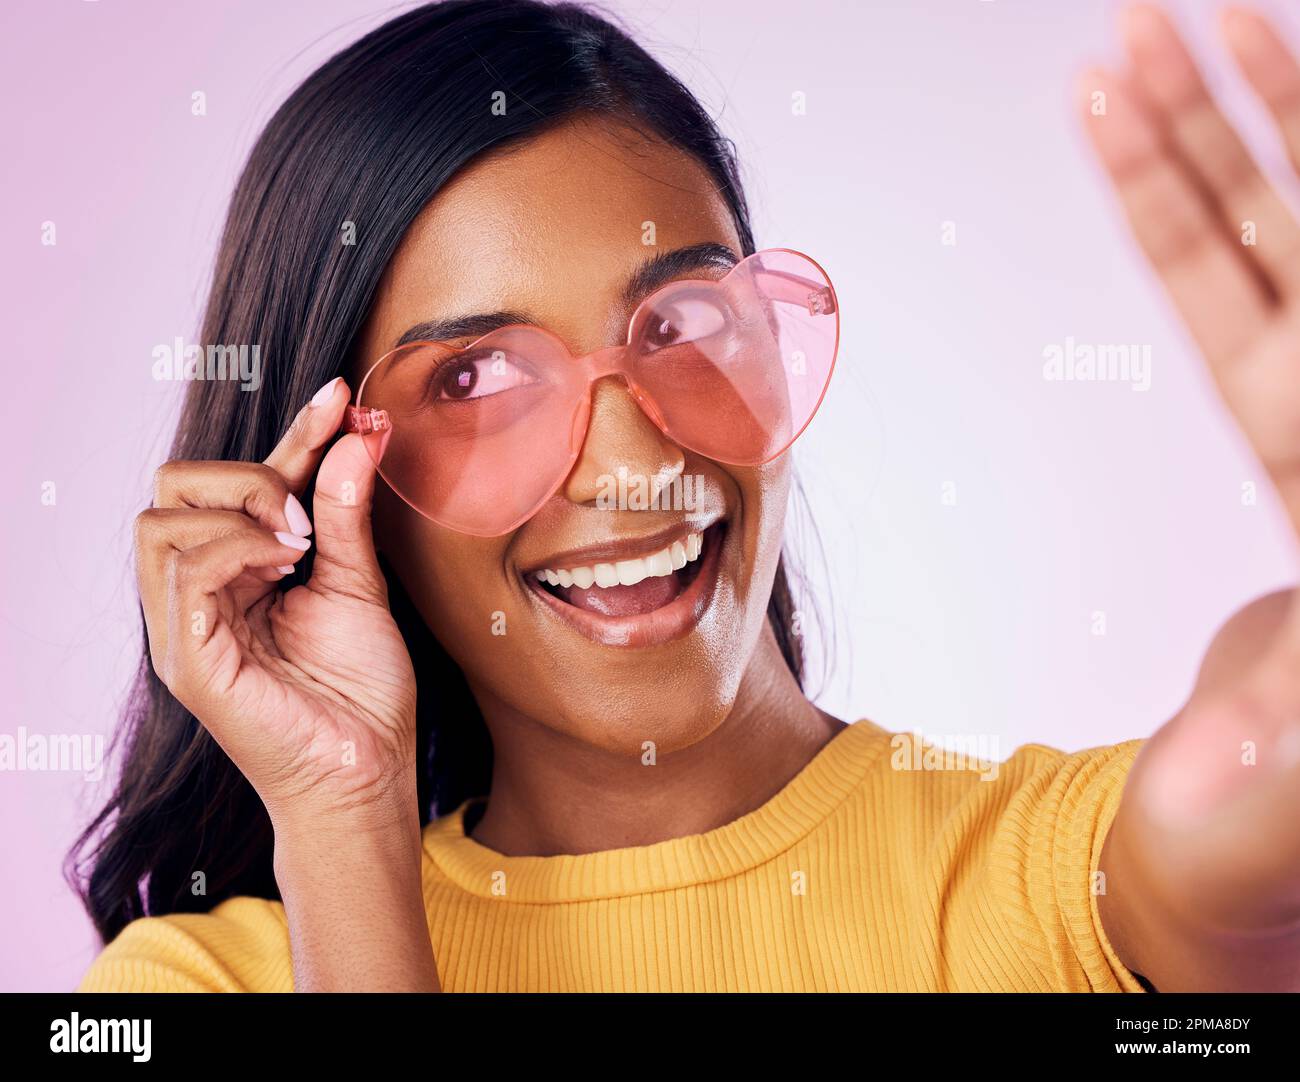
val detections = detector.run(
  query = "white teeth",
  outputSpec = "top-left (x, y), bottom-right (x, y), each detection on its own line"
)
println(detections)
top-left (615, 558), bottom-right (647, 586)
top-left (533, 531), bottom-right (706, 593)
top-left (646, 547), bottom-right (673, 578)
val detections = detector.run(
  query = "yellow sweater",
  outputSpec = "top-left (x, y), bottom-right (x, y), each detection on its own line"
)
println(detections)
top-left (78, 720), bottom-right (1147, 992)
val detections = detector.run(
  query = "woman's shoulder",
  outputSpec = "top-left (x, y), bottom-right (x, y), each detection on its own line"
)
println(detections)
top-left (849, 720), bottom-right (1149, 990)
top-left (808, 717), bottom-right (1146, 799)
top-left (77, 895), bottom-right (292, 993)
top-left (857, 718), bottom-right (1146, 787)
top-left (850, 718), bottom-right (1147, 847)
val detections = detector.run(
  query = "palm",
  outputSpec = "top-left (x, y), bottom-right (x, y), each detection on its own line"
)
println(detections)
top-left (1219, 309), bottom-right (1300, 479)
top-left (205, 566), bottom-right (417, 805)
top-left (1082, 7), bottom-right (1300, 934)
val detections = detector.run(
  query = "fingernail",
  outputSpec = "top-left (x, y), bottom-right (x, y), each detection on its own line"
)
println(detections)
top-left (276, 565), bottom-right (296, 575)
top-left (309, 377), bottom-right (341, 408)
top-left (284, 493), bottom-right (313, 537)
top-left (274, 531), bottom-right (312, 551)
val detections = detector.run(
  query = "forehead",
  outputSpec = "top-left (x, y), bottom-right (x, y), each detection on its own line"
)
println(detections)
top-left (363, 115), bottom-right (743, 355)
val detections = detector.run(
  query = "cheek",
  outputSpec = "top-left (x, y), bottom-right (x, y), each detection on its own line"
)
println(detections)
top-left (738, 459), bottom-right (790, 588)
top-left (692, 459), bottom-right (788, 662)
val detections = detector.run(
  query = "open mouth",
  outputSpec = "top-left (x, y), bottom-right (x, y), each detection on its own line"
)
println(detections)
top-left (533, 526), bottom-right (712, 615)
top-left (523, 521), bottom-right (727, 646)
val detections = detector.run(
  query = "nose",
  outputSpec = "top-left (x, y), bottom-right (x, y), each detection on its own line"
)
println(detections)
top-left (563, 376), bottom-right (685, 507)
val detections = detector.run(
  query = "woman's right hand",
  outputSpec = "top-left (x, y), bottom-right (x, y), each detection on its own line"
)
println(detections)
top-left (134, 377), bottom-right (419, 831)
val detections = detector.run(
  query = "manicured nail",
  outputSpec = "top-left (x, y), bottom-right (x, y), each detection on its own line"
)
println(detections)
top-left (276, 565), bottom-right (295, 575)
top-left (309, 377), bottom-right (341, 408)
top-left (284, 493), bottom-right (312, 537)
top-left (274, 531), bottom-right (311, 551)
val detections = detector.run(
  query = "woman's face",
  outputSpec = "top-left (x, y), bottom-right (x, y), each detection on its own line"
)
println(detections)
top-left (355, 115), bottom-right (790, 755)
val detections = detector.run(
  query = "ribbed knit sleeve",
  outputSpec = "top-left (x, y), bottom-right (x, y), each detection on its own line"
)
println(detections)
top-left (77, 897), bottom-right (293, 993)
top-left (986, 738), bottom-right (1148, 992)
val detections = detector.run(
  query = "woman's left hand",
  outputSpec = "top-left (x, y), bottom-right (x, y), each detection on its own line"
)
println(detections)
top-left (1080, 5), bottom-right (1300, 989)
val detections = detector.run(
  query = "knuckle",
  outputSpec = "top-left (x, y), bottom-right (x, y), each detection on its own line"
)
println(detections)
top-left (250, 460), bottom-right (282, 486)
top-left (133, 507), bottom-right (163, 542)
top-left (133, 510), bottom-right (166, 576)
top-left (151, 462), bottom-right (178, 505)
top-left (244, 462), bottom-right (287, 517)
top-left (282, 408), bottom-right (311, 447)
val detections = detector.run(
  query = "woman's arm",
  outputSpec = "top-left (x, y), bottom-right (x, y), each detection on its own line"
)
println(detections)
top-left (1100, 590), bottom-right (1300, 990)
top-left (272, 798), bottom-right (440, 992)
top-left (131, 379), bottom-right (436, 991)
top-left (1083, 6), bottom-right (1300, 992)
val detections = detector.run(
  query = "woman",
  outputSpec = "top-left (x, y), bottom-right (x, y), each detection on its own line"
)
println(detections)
top-left (72, 0), bottom-right (1300, 991)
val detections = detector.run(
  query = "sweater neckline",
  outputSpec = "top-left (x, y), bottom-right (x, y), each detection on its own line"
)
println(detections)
top-left (421, 719), bottom-right (889, 902)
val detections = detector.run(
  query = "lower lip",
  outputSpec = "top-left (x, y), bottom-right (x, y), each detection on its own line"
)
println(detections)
top-left (524, 523), bottom-right (727, 647)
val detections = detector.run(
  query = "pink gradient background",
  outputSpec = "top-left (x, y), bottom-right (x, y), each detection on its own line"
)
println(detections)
top-left (4, 0), bottom-right (1299, 990)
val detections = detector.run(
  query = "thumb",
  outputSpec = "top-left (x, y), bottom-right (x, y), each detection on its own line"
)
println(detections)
top-left (308, 431), bottom-right (388, 604)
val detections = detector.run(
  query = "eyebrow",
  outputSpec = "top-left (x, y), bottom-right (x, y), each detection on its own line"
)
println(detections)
top-left (393, 241), bottom-right (741, 347)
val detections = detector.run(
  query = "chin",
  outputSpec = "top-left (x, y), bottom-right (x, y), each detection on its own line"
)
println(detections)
top-left (545, 663), bottom-right (740, 757)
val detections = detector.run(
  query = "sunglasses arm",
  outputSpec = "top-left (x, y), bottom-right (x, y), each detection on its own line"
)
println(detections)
top-left (345, 405), bottom-right (391, 434)
top-left (750, 268), bottom-right (837, 316)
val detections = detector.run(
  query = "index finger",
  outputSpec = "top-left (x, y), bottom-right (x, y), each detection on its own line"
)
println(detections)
top-left (264, 376), bottom-right (350, 492)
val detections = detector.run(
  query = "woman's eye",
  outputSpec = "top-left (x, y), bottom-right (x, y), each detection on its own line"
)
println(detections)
top-left (642, 295), bottom-right (730, 351)
top-left (436, 350), bottom-right (534, 400)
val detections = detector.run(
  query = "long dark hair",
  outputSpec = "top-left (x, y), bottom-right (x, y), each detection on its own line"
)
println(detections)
top-left (68, 0), bottom-right (816, 944)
